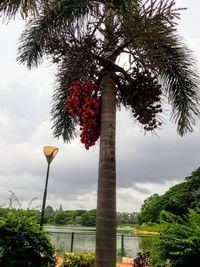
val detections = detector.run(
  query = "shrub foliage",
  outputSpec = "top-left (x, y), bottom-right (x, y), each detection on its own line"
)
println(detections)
top-left (151, 209), bottom-right (200, 267)
top-left (0, 211), bottom-right (56, 266)
top-left (63, 252), bottom-right (95, 267)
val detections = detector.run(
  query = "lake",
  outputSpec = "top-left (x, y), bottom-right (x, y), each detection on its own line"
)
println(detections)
top-left (45, 226), bottom-right (155, 257)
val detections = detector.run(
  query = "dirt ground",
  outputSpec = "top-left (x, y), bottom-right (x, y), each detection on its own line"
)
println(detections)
top-left (116, 262), bottom-right (133, 267)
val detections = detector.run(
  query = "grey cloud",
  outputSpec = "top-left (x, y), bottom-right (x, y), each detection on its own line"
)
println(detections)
top-left (132, 185), bottom-right (151, 195)
top-left (116, 110), bottom-right (200, 187)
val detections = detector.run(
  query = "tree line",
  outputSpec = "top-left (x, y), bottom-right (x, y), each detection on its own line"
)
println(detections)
top-left (0, 206), bottom-right (138, 227)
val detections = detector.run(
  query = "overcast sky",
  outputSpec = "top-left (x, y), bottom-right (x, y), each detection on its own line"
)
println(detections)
top-left (0, 0), bottom-right (200, 212)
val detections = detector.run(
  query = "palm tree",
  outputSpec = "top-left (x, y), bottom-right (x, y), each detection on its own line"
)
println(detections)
top-left (1, 1), bottom-right (200, 266)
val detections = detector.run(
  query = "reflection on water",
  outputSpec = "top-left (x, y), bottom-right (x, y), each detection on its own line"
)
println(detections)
top-left (118, 235), bottom-right (141, 257)
top-left (46, 226), bottom-right (156, 258)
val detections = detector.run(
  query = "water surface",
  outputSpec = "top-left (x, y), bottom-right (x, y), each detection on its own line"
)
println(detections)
top-left (46, 226), bottom-right (155, 257)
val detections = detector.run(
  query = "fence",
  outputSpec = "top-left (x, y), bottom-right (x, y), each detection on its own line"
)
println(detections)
top-left (47, 230), bottom-right (155, 258)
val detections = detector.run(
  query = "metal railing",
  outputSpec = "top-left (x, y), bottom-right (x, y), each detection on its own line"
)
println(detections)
top-left (47, 230), bottom-right (155, 258)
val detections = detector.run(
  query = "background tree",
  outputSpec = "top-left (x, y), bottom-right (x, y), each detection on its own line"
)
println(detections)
top-left (1, 1), bottom-right (200, 266)
top-left (138, 166), bottom-right (200, 224)
top-left (80, 209), bottom-right (96, 227)
top-left (54, 210), bottom-right (69, 225)
top-left (138, 194), bottom-right (162, 224)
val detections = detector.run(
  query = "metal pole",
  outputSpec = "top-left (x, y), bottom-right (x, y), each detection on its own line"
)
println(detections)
top-left (70, 232), bottom-right (75, 252)
top-left (40, 163), bottom-right (50, 228)
top-left (121, 234), bottom-right (125, 257)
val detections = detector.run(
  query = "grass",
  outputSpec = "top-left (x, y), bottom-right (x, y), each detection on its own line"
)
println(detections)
top-left (133, 224), bottom-right (160, 235)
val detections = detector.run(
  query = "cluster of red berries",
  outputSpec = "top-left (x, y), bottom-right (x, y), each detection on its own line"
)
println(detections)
top-left (66, 81), bottom-right (101, 149)
top-left (122, 68), bottom-right (162, 131)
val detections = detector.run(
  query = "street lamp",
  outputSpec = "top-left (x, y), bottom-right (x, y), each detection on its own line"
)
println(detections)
top-left (40, 146), bottom-right (59, 228)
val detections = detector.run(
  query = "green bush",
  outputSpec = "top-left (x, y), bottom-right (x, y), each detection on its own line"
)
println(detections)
top-left (0, 210), bottom-right (57, 266)
top-left (150, 209), bottom-right (200, 267)
top-left (63, 252), bottom-right (95, 267)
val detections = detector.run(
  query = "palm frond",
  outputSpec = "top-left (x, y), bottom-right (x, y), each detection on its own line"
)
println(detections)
top-left (17, 0), bottom-right (101, 141)
top-left (51, 82), bottom-right (78, 142)
top-left (161, 43), bottom-right (200, 136)
top-left (51, 36), bottom-right (100, 141)
top-left (17, 0), bottom-right (96, 68)
top-left (50, 0), bottom-right (96, 25)
top-left (17, 19), bottom-right (47, 68)
top-left (51, 55), bottom-right (99, 142)
top-left (122, 0), bottom-right (200, 135)
top-left (0, 0), bottom-right (50, 19)
top-left (112, 0), bottom-right (141, 10)
top-left (133, 19), bottom-right (200, 135)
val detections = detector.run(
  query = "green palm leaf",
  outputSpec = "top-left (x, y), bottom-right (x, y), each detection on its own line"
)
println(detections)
top-left (0, 0), bottom-right (49, 19)
top-left (17, 0), bottom-right (96, 68)
top-left (161, 43), bottom-right (200, 135)
top-left (51, 40), bottom-right (100, 142)
top-left (51, 83), bottom-right (78, 142)
top-left (136, 33), bottom-right (200, 135)
top-left (122, 0), bottom-right (200, 135)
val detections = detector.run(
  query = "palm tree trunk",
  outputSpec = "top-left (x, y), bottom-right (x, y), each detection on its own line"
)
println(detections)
top-left (96, 72), bottom-right (117, 267)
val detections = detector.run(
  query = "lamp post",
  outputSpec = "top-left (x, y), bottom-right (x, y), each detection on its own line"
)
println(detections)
top-left (40, 146), bottom-right (59, 228)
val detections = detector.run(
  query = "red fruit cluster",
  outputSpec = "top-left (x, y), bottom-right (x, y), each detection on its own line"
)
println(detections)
top-left (66, 81), bottom-right (100, 149)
